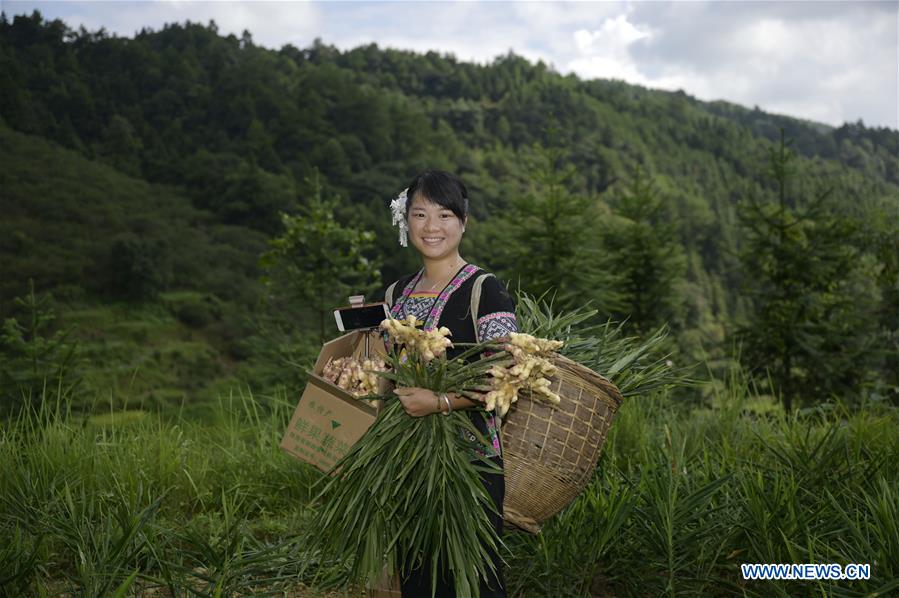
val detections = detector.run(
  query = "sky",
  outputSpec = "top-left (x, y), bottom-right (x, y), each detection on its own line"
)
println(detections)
top-left (5, 1), bottom-right (898, 130)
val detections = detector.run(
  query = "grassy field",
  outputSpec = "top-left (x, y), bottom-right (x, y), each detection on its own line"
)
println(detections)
top-left (10, 292), bottom-right (284, 421)
top-left (2, 375), bottom-right (897, 597)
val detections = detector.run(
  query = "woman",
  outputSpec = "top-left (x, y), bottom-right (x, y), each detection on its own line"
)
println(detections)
top-left (383, 169), bottom-right (518, 597)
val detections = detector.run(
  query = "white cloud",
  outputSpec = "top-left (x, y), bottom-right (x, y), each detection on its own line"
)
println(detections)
top-left (741, 18), bottom-right (794, 59)
top-left (556, 2), bottom-right (897, 128)
top-left (564, 12), bottom-right (708, 97)
top-left (568, 22), bottom-right (645, 82)
top-left (573, 14), bottom-right (650, 55)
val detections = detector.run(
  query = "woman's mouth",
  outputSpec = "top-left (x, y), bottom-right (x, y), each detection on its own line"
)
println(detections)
top-left (422, 237), bottom-right (444, 246)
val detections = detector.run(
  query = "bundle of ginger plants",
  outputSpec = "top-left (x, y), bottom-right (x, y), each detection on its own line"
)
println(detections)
top-left (313, 316), bottom-right (563, 598)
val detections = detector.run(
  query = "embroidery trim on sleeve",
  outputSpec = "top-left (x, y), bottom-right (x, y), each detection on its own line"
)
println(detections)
top-left (476, 311), bottom-right (518, 341)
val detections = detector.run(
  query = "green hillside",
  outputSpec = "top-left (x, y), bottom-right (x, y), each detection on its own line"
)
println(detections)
top-left (0, 124), bottom-right (266, 305)
top-left (1, 11), bottom-right (897, 411)
top-left (0, 124), bottom-right (276, 413)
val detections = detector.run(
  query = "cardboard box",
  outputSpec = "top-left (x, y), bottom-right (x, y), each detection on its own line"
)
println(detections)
top-left (366, 568), bottom-right (401, 597)
top-left (280, 329), bottom-right (390, 473)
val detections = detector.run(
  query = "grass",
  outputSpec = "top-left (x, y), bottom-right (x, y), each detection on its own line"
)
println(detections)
top-left (59, 302), bottom-right (234, 413)
top-left (1, 375), bottom-right (897, 597)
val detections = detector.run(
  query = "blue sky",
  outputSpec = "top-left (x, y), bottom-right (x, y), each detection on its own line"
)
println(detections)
top-left (5, 1), bottom-right (897, 129)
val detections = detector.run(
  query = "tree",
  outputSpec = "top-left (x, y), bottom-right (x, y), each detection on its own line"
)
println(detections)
top-left (487, 129), bottom-right (623, 315)
top-left (103, 232), bottom-right (173, 301)
top-left (259, 172), bottom-right (381, 345)
top-left (602, 166), bottom-right (687, 336)
top-left (866, 199), bottom-right (899, 402)
top-left (736, 130), bottom-right (880, 410)
top-left (96, 114), bottom-right (143, 176)
top-left (0, 280), bottom-right (81, 415)
top-left (219, 160), bottom-right (297, 233)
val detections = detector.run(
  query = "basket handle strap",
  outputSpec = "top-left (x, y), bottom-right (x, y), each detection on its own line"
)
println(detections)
top-left (470, 273), bottom-right (503, 430)
top-left (470, 273), bottom-right (493, 341)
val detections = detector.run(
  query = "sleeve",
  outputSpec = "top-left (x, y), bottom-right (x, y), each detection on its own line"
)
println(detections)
top-left (381, 281), bottom-right (395, 307)
top-left (476, 275), bottom-right (519, 342)
top-left (381, 279), bottom-right (400, 353)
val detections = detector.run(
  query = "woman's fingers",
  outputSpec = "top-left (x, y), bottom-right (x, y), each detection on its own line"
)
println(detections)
top-left (397, 396), bottom-right (417, 416)
top-left (394, 389), bottom-right (413, 410)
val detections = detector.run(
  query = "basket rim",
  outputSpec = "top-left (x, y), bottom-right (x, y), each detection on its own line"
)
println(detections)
top-left (550, 353), bottom-right (624, 408)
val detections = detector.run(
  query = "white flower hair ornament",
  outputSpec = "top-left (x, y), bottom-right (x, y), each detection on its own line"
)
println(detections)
top-left (390, 187), bottom-right (410, 247)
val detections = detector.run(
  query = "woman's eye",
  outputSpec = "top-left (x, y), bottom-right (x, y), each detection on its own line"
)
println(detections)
top-left (441, 214), bottom-right (451, 219)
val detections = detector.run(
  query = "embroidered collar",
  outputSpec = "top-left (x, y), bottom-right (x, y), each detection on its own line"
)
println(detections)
top-left (390, 264), bottom-right (480, 330)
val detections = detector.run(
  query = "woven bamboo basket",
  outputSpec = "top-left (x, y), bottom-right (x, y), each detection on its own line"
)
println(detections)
top-left (501, 354), bottom-right (623, 533)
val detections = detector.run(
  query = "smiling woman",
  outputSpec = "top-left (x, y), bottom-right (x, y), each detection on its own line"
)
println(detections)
top-left (381, 169), bottom-right (518, 597)
top-left (406, 176), bottom-right (467, 262)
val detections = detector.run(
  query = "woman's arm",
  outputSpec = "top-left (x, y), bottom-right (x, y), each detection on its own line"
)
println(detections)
top-left (394, 386), bottom-right (483, 417)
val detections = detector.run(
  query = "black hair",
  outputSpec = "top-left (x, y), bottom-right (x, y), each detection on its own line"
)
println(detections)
top-left (404, 169), bottom-right (469, 222)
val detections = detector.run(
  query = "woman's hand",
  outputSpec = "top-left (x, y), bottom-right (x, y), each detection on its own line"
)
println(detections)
top-left (394, 386), bottom-right (441, 417)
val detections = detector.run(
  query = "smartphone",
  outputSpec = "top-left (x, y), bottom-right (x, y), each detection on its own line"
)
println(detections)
top-left (334, 303), bottom-right (390, 332)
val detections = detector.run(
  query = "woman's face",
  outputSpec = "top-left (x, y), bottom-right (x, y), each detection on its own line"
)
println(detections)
top-left (407, 193), bottom-right (466, 261)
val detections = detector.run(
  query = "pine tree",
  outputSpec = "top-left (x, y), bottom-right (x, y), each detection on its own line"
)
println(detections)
top-left (602, 166), bottom-right (687, 336)
top-left (736, 130), bottom-right (880, 410)
top-left (0, 280), bottom-right (81, 415)
top-left (488, 129), bottom-right (623, 314)
top-left (857, 197), bottom-right (899, 402)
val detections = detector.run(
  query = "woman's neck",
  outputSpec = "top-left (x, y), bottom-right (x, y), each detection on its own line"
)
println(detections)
top-left (421, 254), bottom-right (466, 287)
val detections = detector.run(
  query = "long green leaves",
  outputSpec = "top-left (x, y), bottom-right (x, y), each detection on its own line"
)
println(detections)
top-left (3, 365), bottom-right (897, 595)
top-left (313, 399), bottom-right (502, 598)
top-left (514, 292), bottom-right (692, 397)
top-left (0, 386), bottom-right (334, 596)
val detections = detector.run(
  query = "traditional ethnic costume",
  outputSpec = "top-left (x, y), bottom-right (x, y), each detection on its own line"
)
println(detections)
top-left (384, 263), bottom-right (518, 598)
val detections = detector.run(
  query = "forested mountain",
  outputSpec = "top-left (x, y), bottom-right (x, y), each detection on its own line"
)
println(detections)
top-left (2, 11), bottom-right (897, 410)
